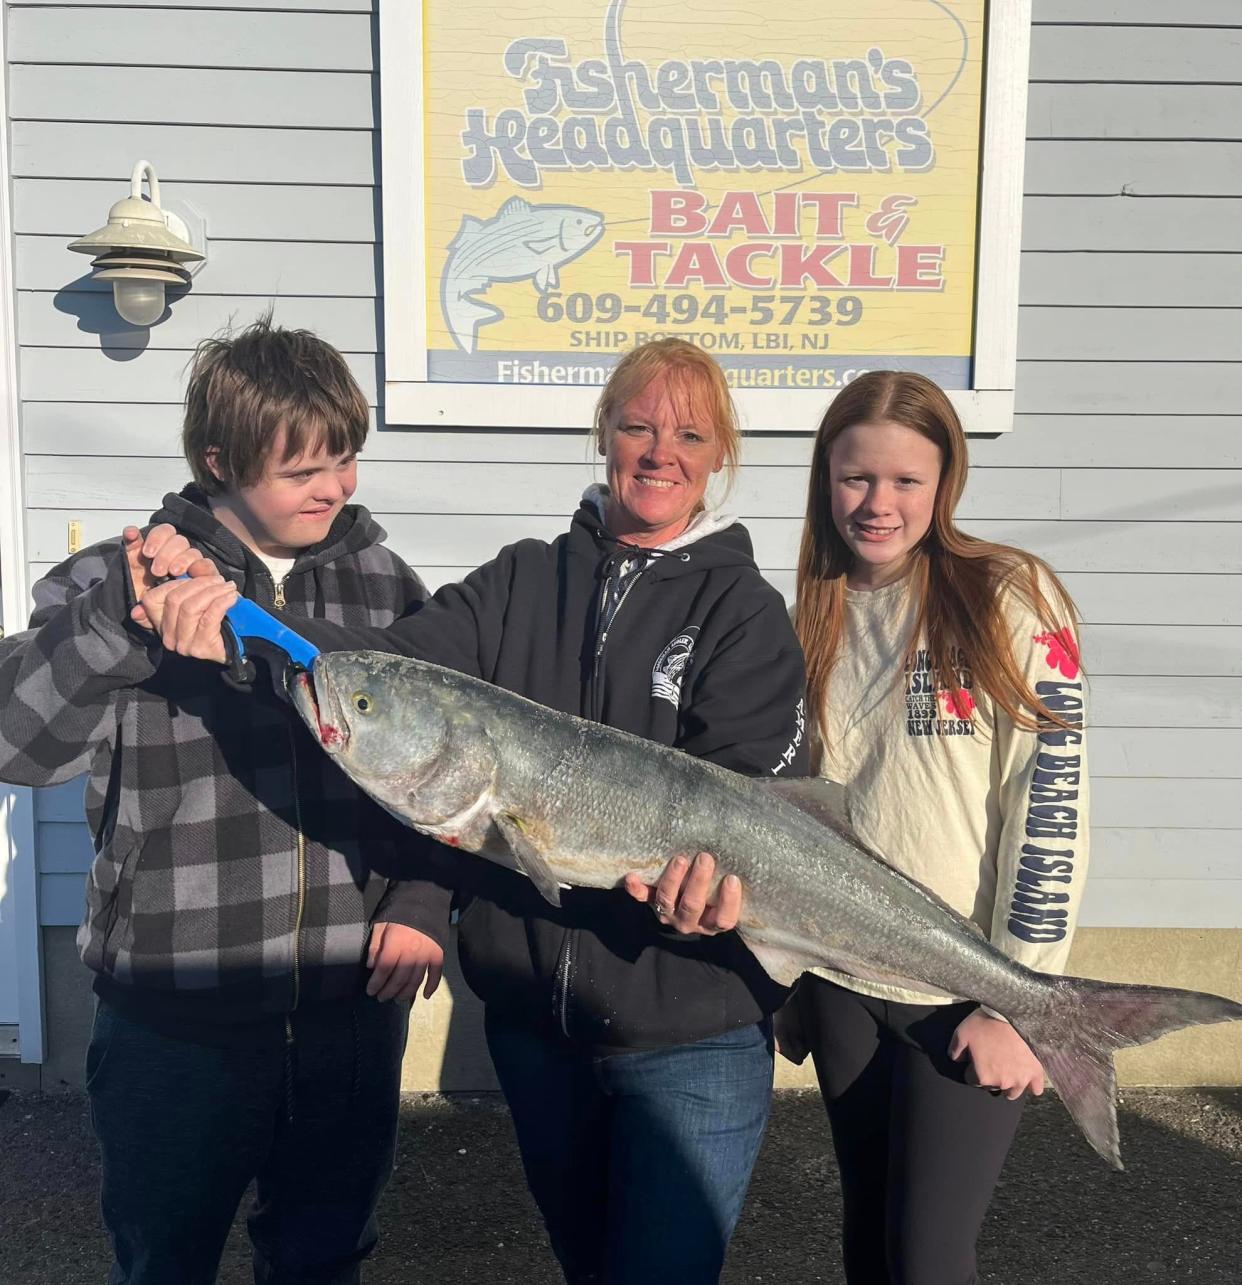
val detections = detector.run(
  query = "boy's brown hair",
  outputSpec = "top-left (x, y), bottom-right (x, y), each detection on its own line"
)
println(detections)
top-left (182, 314), bottom-right (369, 495)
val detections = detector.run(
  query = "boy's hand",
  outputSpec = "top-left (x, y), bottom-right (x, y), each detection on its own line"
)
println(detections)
top-left (366, 923), bottom-right (445, 1002)
top-left (124, 524), bottom-right (218, 631)
top-left (139, 575), bottom-right (237, 662)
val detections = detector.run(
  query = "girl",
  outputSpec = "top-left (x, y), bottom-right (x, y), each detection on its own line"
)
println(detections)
top-left (785, 371), bottom-right (1090, 1285)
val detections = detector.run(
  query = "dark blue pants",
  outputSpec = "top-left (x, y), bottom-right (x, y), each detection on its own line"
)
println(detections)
top-left (485, 1012), bottom-right (774, 1285)
top-left (86, 995), bottom-right (409, 1285)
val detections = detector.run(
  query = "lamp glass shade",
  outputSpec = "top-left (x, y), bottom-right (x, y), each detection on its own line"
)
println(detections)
top-left (113, 278), bottom-right (166, 326)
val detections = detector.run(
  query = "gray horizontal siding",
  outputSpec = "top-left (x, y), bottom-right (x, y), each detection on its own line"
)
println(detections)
top-left (8, 9), bottom-right (374, 70)
top-left (1019, 253), bottom-right (1242, 306)
top-left (1029, 24), bottom-right (1242, 81)
top-left (11, 122), bottom-right (375, 184)
top-left (12, 1), bottom-right (371, 9)
top-left (17, 294), bottom-right (378, 352)
top-left (15, 180), bottom-right (378, 242)
top-left (1022, 197), bottom-right (1242, 251)
top-left (1024, 142), bottom-right (1242, 197)
top-left (9, 66), bottom-right (375, 129)
top-left (9, 10), bottom-right (1240, 929)
top-left (1026, 84), bottom-right (1242, 138)
top-left (18, 348), bottom-right (380, 405)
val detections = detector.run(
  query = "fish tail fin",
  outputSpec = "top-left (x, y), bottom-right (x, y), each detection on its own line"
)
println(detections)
top-left (1014, 979), bottom-right (1242, 1170)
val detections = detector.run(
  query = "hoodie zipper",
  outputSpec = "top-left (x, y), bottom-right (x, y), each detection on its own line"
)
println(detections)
top-left (590, 565), bottom-right (644, 723)
top-left (258, 564), bottom-right (302, 1012)
top-left (288, 725), bottom-right (307, 1012)
top-left (282, 568), bottom-right (301, 1113)
top-left (551, 556), bottom-right (646, 1034)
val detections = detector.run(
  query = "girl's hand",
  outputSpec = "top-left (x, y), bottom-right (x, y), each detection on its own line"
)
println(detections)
top-left (623, 851), bottom-right (743, 935)
top-left (949, 1009), bottom-right (1046, 1100)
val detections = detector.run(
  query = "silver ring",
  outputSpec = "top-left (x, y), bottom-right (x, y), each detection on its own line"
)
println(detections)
top-left (652, 900), bottom-right (670, 918)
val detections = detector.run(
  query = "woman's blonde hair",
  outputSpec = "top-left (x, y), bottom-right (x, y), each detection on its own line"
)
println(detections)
top-left (795, 371), bottom-right (1080, 762)
top-left (593, 339), bottom-right (741, 491)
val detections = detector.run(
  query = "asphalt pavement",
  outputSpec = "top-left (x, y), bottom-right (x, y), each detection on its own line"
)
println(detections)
top-left (2, 1087), bottom-right (1239, 1284)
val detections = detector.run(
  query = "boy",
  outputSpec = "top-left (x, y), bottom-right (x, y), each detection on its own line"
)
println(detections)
top-left (0, 318), bottom-right (451, 1284)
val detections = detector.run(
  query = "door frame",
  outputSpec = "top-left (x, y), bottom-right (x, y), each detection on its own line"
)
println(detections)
top-left (0, 8), bottom-right (46, 1063)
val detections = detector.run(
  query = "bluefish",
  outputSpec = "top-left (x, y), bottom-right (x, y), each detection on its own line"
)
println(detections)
top-left (440, 197), bottom-right (604, 353)
top-left (292, 652), bottom-right (1242, 1168)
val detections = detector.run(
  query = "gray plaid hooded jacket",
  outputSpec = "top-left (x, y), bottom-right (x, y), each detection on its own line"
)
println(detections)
top-left (0, 486), bottom-right (452, 1031)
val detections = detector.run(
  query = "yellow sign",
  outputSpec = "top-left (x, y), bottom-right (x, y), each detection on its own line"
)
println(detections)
top-left (423, 0), bottom-right (986, 391)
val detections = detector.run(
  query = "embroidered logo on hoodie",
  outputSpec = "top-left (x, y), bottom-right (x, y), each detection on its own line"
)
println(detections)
top-left (651, 628), bottom-right (699, 706)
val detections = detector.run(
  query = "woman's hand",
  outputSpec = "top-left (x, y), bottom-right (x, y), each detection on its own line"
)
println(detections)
top-left (949, 1009), bottom-right (1046, 1100)
top-left (623, 851), bottom-right (742, 935)
top-left (366, 923), bottom-right (445, 1002)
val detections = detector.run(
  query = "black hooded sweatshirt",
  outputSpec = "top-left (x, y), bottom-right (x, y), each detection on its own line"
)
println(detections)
top-left (283, 499), bottom-right (809, 1052)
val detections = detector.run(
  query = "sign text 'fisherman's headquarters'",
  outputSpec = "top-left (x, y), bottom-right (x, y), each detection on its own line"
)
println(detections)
top-left (422, 0), bottom-right (987, 387)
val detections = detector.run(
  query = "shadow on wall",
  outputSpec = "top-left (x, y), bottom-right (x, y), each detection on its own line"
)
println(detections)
top-left (52, 281), bottom-right (191, 359)
top-left (405, 932), bottom-right (499, 1093)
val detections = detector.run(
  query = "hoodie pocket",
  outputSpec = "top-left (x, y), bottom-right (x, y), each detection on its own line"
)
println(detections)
top-left (80, 841), bottom-right (139, 975)
top-left (101, 843), bottom-right (141, 972)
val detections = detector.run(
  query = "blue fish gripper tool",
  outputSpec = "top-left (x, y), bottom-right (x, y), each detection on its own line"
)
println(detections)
top-left (220, 595), bottom-right (320, 688)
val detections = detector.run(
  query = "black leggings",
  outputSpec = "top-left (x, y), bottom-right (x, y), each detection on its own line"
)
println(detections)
top-left (795, 975), bottom-right (1025, 1285)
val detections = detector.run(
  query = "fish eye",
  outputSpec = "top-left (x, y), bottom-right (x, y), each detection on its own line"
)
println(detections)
top-left (352, 692), bottom-right (375, 715)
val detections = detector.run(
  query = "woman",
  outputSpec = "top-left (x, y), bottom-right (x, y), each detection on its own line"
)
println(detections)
top-left (784, 371), bottom-right (1090, 1285)
top-left (140, 339), bottom-right (809, 1284)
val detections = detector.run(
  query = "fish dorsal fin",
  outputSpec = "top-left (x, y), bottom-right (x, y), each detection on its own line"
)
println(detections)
top-left (499, 196), bottom-right (532, 218)
top-left (758, 777), bottom-right (850, 830)
top-left (450, 215), bottom-right (485, 247)
top-left (494, 812), bottom-right (565, 908)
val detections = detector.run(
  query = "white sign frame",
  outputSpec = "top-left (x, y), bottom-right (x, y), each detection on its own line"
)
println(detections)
top-left (380, 1), bottom-right (1030, 433)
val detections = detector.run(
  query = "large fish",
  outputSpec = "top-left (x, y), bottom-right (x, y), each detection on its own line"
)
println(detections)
top-left (292, 652), bottom-right (1242, 1168)
top-left (440, 197), bottom-right (604, 353)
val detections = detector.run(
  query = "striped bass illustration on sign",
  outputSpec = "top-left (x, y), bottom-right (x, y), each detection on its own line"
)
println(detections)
top-left (440, 197), bottom-right (605, 353)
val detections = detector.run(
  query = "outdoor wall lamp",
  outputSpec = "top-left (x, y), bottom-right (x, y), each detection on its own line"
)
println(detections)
top-left (68, 160), bottom-right (205, 327)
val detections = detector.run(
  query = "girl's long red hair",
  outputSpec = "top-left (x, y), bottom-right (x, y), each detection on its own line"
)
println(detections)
top-left (795, 372), bottom-right (1081, 763)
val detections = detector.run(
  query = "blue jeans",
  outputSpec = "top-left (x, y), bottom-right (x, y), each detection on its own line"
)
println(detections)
top-left (86, 995), bottom-right (409, 1285)
top-left (485, 1011), bottom-right (774, 1285)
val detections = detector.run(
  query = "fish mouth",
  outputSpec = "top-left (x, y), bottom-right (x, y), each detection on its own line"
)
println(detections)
top-left (291, 668), bottom-right (349, 753)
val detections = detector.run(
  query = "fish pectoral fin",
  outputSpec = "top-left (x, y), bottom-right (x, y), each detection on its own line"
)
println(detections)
top-left (495, 813), bottom-right (564, 908)
top-left (758, 777), bottom-right (851, 830)
top-left (525, 235), bottom-right (560, 255)
top-left (531, 262), bottom-right (560, 293)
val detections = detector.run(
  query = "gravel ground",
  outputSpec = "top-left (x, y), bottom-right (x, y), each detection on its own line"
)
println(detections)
top-left (2, 1087), bottom-right (1239, 1284)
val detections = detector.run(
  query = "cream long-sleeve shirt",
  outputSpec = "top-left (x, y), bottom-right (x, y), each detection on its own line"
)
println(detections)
top-left (807, 576), bottom-right (1090, 1006)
